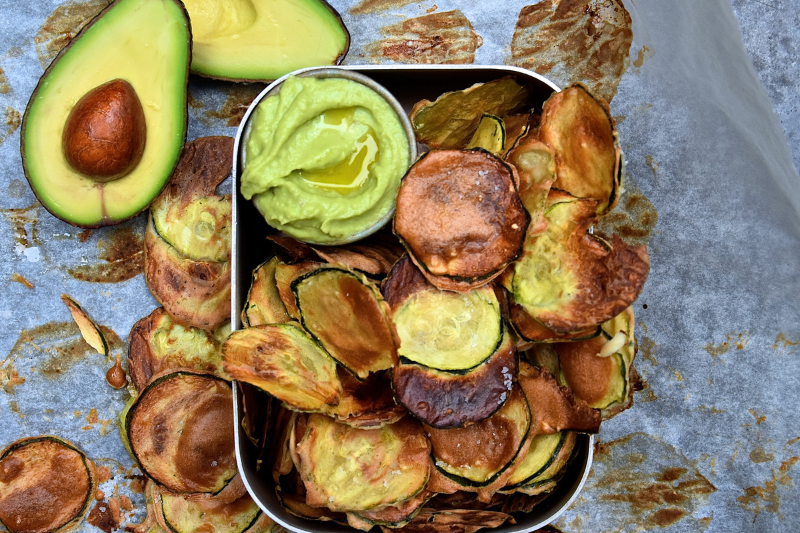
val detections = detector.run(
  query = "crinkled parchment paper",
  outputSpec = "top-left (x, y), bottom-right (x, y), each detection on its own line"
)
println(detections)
top-left (0, 0), bottom-right (798, 531)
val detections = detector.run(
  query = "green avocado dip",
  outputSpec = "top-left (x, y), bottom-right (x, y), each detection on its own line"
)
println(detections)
top-left (240, 75), bottom-right (411, 244)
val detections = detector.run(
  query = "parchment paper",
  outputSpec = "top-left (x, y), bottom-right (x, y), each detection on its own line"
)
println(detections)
top-left (0, 0), bottom-right (798, 531)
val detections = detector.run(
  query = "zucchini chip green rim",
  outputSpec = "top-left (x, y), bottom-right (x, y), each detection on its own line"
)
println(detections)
top-left (292, 266), bottom-right (398, 380)
top-left (0, 435), bottom-right (95, 533)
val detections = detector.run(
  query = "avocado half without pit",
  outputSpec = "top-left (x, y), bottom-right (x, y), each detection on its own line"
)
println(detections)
top-left (181, 0), bottom-right (350, 81)
top-left (21, 0), bottom-right (190, 228)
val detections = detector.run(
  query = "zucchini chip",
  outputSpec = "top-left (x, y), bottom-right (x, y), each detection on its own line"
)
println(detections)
top-left (509, 300), bottom-right (600, 344)
top-left (242, 256), bottom-right (289, 327)
top-left (511, 432), bottom-right (577, 496)
top-left (274, 260), bottom-right (323, 321)
top-left (428, 385), bottom-right (531, 487)
top-left (294, 414), bottom-right (430, 512)
top-left (144, 214), bottom-right (231, 330)
top-left (518, 361), bottom-right (601, 434)
top-left (157, 488), bottom-right (274, 533)
top-left (0, 436), bottom-right (94, 533)
top-left (222, 324), bottom-right (342, 411)
top-left (318, 369), bottom-right (406, 429)
top-left (126, 371), bottom-right (239, 495)
top-left (61, 294), bottom-right (109, 356)
top-left (293, 267), bottom-right (398, 379)
top-left (501, 113), bottom-right (531, 156)
top-left (310, 238), bottom-right (405, 277)
top-left (504, 431), bottom-right (576, 492)
top-left (144, 137), bottom-right (233, 331)
top-left (465, 114), bottom-right (505, 155)
top-left (538, 84), bottom-right (621, 214)
top-left (346, 489), bottom-right (434, 531)
top-left (392, 328), bottom-right (517, 429)
top-left (410, 77), bottom-right (529, 150)
top-left (511, 190), bottom-right (649, 333)
top-left (556, 307), bottom-right (637, 417)
top-left (128, 307), bottom-right (224, 392)
top-left (506, 135), bottom-right (556, 236)
top-left (394, 150), bottom-right (529, 292)
top-left (394, 509), bottom-right (513, 533)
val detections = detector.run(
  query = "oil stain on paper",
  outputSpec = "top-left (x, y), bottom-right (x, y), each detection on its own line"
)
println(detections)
top-left (8, 321), bottom-right (123, 378)
top-left (34, 0), bottom-right (112, 67)
top-left (595, 176), bottom-right (658, 248)
top-left (205, 84), bottom-right (266, 128)
top-left (1, 107), bottom-right (21, 147)
top-left (350, 0), bottom-right (419, 15)
top-left (508, 0), bottom-right (633, 102)
top-left (560, 432), bottom-right (716, 531)
top-left (738, 455), bottom-right (798, 521)
top-left (67, 225), bottom-right (144, 283)
top-left (365, 10), bottom-right (483, 64)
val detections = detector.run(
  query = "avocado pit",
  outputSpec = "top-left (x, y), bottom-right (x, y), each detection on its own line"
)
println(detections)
top-left (62, 78), bottom-right (147, 182)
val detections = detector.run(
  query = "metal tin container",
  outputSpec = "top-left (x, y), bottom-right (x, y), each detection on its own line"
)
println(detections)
top-left (231, 64), bottom-right (593, 533)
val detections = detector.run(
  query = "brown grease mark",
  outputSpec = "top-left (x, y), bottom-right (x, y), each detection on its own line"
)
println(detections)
top-left (633, 45), bottom-right (654, 70)
top-left (637, 385), bottom-right (657, 403)
top-left (590, 433), bottom-right (715, 531)
top-left (1, 201), bottom-right (41, 249)
top-left (350, 0), bottom-right (417, 14)
top-left (772, 333), bottom-right (799, 351)
top-left (614, 114), bottom-right (626, 124)
top-left (1, 107), bottom-right (21, 146)
top-left (0, 359), bottom-right (26, 393)
top-left (427, 5), bottom-right (438, 13)
top-left (705, 332), bottom-right (749, 361)
top-left (787, 437), bottom-right (800, 447)
top-left (9, 321), bottom-right (123, 378)
top-left (696, 405), bottom-right (724, 414)
top-left (365, 10), bottom-right (483, 65)
top-left (34, 0), bottom-right (111, 67)
top-left (68, 225), bottom-right (144, 283)
top-left (595, 178), bottom-right (658, 248)
top-left (119, 495), bottom-right (133, 512)
top-left (87, 499), bottom-right (119, 533)
top-left (205, 84), bottom-right (265, 128)
top-left (750, 447), bottom-right (775, 464)
top-left (674, 370), bottom-right (683, 382)
top-left (10, 273), bottom-right (34, 289)
top-left (86, 408), bottom-right (99, 424)
top-left (187, 93), bottom-right (204, 109)
top-left (0, 67), bottom-right (10, 94)
top-left (636, 335), bottom-right (657, 366)
top-left (704, 339), bottom-right (730, 361)
top-left (9, 401), bottom-right (19, 413)
top-left (737, 455), bottom-right (797, 520)
top-left (644, 154), bottom-right (659, 183)
top-left (78, 229), bottom-right (94, 243)
top-left (749, 409), bottom-right (767, 425)
top-left (106, 353), bottom-right (127, 389)
top-left (508, 0), bottom-right (633, 102)
top-left (97, 465), bottom-right (111, 483)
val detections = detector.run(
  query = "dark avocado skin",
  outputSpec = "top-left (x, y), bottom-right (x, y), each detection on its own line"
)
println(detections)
top-left (20, 0), bottom-right (190, 228)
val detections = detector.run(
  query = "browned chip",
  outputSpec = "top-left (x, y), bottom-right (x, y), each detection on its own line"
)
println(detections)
top-left (501, 113), bottom-right (531, 156)
top-left (518, 361), bottom-right (600, 434)
top-left (410, 77), bottom-right (530, 150)
top-left (385, 508), bottom-right (514, 533)
top-left (347, 489), bottom-right (434, 530)
top-left (274, 260), bottom-right (322, 320)
top-left (0, 436), bottom-right (95, 533)
top-left (509, 301), bottom-right (599, 343)
top-left (538, 84), bottom-right (621, 214)
top-left (242, 256), bottom-right (289, 327)
top-left (293, 267), bottom-right (398, 379)
top-left (151, 137), bottom-right (234, 212)
top-left (144, 215), bottom-right (231, 330)
top-left (311, 240), bottom-right (404, 277)
top-left (319, 368), bottom-right (406, 428)
top-left (394, 150), bottom-right (528, 292)
top-left (506, 134), bottom-right (556, 236)
top-left (127, 307), bottom-right (223, 392)
top-left (392, 331), bottom-right (517, 429)
top-left (511, 190), bottom-right (649, 333)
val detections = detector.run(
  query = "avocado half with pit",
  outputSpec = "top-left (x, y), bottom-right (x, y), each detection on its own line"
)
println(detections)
top-left (181, 0), bottom-right (350, 81)
top-left (21, 0), bottom-right (190, 228)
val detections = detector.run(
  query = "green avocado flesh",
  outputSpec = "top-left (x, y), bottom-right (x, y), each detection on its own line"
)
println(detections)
top-left (22, 0), bottom-right (189, 228)
top-left (181, 0), bottom-right (349, 81)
